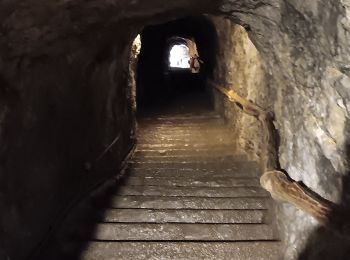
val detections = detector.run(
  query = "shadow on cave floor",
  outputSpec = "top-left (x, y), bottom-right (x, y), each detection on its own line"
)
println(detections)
top-left (137, 87), bottom-right (214, 118)
top-left (297, 140), bottom-right (350, 260)
top-left (36, 83), bottom-right (283, 259)
top-left (35, 87), bottom-right (217, 260)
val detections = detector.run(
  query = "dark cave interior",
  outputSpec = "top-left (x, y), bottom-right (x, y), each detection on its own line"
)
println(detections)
top-left (136, 16), bottom-right (218, 113)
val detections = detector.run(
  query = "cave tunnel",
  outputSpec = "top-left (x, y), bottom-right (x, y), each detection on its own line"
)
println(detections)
top-left (1, 1), bottom-right (350, 260)
top-left (136, 16), bottom-right (218, 114)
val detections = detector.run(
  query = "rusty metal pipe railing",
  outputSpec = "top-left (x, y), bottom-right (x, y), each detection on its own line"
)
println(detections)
top-left (210, 80), bottom-right (344, 231)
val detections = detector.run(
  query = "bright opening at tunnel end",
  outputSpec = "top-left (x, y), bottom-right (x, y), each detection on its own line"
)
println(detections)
top-left (169, 44), bottom-right (191, 69)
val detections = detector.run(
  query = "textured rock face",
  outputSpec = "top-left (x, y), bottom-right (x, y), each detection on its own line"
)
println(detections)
top-left (0, 2), bottom-right (217, 259)
top-left (217, 1), bottom-right (350, 259)
top-left (0, 7), bottom-right (141, 260)
top-left (1, 0), bottom-right (350, 259)
top-left (128, 34), bottom-right (141, 117)
top-left (211, 18), bottom-right (268, 161)
top-left (0, 28), bottom-right (136, 260)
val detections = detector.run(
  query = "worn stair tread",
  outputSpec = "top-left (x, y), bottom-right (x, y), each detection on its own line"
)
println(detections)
top-left (138, 129), bottom-right (233, 134)
top-left (129, 160), bottom-right (257, 166)
top-left (138, 125), bottom-right (232, 131)
top-left (128, 161), bottom-right (258, 170)
top-left (137, 132), bottom-right (235, 139)
top-left (115, 185), bottom-right (268, 197)
top-left (105, 196), bottom-right (269, 209)
top-left (38, 108), bottom-right (280, 259)
top-left (127, 168), bottom-right (258, 178)
top-left (122, 176), bottom-right (260, 187)
top-left (139, 123), bottom-right (226, 130)
top-left (133, 150), bottom-right (239, 158)
top-left (100, 209), bottom-right (267, 223)
top-left (83, 223), bottom-right (276, 241)
top-left (140, 115), bottom-right (222, 120)
top-left (139, 119), bottom-right (224, 125)
top-left (139, 119), bottom-right (225, 125)
top-left (129, 160), bottom-right (252, 167)
top-left (137, 132), bottom-right (235, 140)
top-left (137, 134), bottom-right (234, 141)
top-left (138, 126), bottom-right (233, 132)
top-left (136, 141), bottom-right (236, 146)
top-left (136, 144), bottom-right (237, 150)
top-left (135, 145), bottom-right (239, 153)
top-left (139, 113), bottom-right (221, 120)
top-left (78, 241), bottom-right (281, 260)
top-left (140, 120), bottom-right (225, 125)
top-left (130, 155), bottom-right (246, 163)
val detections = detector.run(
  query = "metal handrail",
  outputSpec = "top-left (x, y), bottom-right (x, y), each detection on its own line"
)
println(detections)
top-left (211, 79), bottom-right (346, 233)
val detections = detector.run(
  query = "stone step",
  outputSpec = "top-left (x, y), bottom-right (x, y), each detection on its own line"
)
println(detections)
top-left (136, 143), bottom-right (236, 150)
top-left (136, 140), bottom-right (235, 146)
top-left (138, 125), bottom-right (228, 132)
top-left (100, 209), bottom-right (267, 224)
top-left (127, 173), bottom-right (258, 180)
top-left (128, 158), bottom-right (251, 169)
top-left (134, 148), bottom-right (238, 157)
top-left (139, 113), bottom-right (221, 121)
top-left (138, 129), bottom-right (229, 136)
top-left (139, 119), bottom-right (223, 125)
top-left (105, 196), bottom-right (269, 210)
top-left (78, 241), bottom-right (281, 260)
top-left (127, 168), bottom-right (258, 178)
top-left (139, 124), bottom-right (226, 131)
top-left (128, 161), bottom-right (258, 169)
top-left (130, 155), bottom-right (247, 163)
top-left (122, 176), bottom-right (260, 187)
top-left (139, 122), bottom-right (229, 128)
top-left (115, 185), bottom-right (268, 198)
top-left (138, 124), bottom-right (231, 130)
top-left (138, 118), bottom-right (224, 126)
top-left (139, 114), bottom-right (222, 120)
top-left (137, 137), bottom-right (234, 143)
top-left (136, 140), bottom-right (234, 146)
top-left (137, 130), bottom-right (234, 138)
top-left (130, 159), bottom-right (256, 166)
top-left (137, 131), bottom-right (234, 138)
top-left (36, 108), bottom-right (281, 259)
top-left (136, 144), bottom-right (237, 152)
top-left (82, 223), bottom-right (276, 241)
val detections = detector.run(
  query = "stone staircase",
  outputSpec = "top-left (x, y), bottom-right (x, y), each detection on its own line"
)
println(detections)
top-left (38, 111), bottom-right (281, 259)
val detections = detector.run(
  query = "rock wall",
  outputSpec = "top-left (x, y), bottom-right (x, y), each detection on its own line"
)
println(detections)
top-left (1, 0), bottom-right (350, 259)
top-left (0, 22), bottom-right (138, 260)
top-left (218, 0), bottom-right (350, 259)
top-left (211, 18), bottom-right (268, 161)
top-left (128, 34), bottom-right (141, 120)
top-left (0, 2), bottom-right (217, 259)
